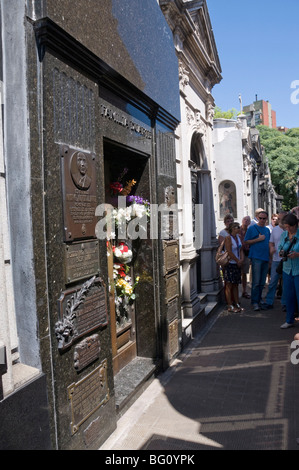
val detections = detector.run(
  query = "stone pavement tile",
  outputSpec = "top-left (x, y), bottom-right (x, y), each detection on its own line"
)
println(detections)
top-left (100, 296), bottom-right (299, 451)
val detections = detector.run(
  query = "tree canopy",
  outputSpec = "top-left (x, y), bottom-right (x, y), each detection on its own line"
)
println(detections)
top-left (214, 106), bottom-right (238, 119)
top-left (257, 125), bottom-right (299, 210)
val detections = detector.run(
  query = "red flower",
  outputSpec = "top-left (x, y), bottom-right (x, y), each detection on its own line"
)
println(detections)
top-left (110, 182), bottom-right (123, 195)
top-left (119, 242), bottom-right (128, 253)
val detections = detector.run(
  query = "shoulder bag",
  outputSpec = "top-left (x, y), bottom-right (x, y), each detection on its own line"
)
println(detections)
top-left (215, 239), bottom-right (230, 267)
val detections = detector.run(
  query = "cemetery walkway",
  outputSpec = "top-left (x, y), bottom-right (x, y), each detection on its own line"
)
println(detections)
top-left (99, 294), bottom-right (299, 451)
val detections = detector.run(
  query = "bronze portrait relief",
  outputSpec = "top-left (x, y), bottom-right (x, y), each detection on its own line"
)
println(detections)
top-left (71, 151), bottom-right (92, 190)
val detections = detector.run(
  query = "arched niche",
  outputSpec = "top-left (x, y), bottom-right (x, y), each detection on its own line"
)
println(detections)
top-left (219, 180), bottom-right (237, 219)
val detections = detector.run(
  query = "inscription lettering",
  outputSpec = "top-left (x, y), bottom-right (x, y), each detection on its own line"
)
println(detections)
top-left (100, 104), bottom-right (152, 140)
top-left (55, 276), bottom-right (108, 350)
top-left (65, 240), bottom-right (99, 283)
top-left (165, 272), bottom-right (179, 302)
top-left (68, 360), bottom-right (109, 434)
top-left (163, 240), bottom-right (179, 274)
top-left (74, 334), bottom-right (100, 371)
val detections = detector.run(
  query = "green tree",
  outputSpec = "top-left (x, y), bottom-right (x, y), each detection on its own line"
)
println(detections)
top-left (257, 125), bottom-right (299, 209)
top-left (214, 106), bottom-right (238, 120)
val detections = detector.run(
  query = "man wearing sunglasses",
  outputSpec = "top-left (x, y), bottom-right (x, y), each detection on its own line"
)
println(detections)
top-left (245, 210), bottom-right (271, 311)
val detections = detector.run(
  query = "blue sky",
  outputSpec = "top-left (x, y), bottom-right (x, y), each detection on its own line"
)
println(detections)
top-left (207, 0), bottom-right (299, 129)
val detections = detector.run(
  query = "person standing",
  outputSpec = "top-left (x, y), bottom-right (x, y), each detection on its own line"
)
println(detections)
top-left (218, 214), bottom-right (234, 245)
top-left (224, 222), bottom-right (244, 312)
top-left (261, 211), bottom-right (288, 310)
top-left (245, 210), bottom-right (270, 311)
top-left (239, 215), bottom-right (251, 298)
top-left (267, 214), bottom-right (278, 232)
top-left (278, 213), bottom-right (299, 328)
top-left (249, 208), bottom-right (265, 226)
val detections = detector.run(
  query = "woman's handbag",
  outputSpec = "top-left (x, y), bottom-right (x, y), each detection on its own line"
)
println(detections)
top-left (215, 239), bottom-right (230, 267)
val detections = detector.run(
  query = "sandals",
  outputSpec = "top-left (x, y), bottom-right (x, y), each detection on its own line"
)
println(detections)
top-left (242, 292), bottom-right (251, 299)
top-left (228, 305), bottom-right (239, 313)
top-left (235, 303), bottom-right (245, 312)
top-left (227, 304), bottom-right (245, 313)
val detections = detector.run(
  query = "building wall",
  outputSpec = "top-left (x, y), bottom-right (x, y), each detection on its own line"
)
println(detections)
top-left (213, 118), bottom-right (250, 233)
top-left (1, 0), bottom-right (181, 450)
top-left (160, 0), bottom-right (223, 334)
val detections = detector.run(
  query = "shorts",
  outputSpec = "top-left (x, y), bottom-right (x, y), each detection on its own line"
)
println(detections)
top-left (224, 263), bottom-right (241, 284)
top-left (241, 255), bottom-right (250, 274)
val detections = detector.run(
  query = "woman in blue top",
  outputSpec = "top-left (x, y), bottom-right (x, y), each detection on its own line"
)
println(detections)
top-left (278, 212), bottom-right (299, 328)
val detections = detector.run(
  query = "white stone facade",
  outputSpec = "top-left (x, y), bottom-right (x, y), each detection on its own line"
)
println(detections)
top-left (213, 115), bottom-right (279, 234)
top-left (160, 0), bottom-right (223, 331)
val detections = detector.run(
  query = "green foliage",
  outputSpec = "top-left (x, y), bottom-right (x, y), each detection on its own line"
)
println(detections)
top-left (214, 106), bottom-right (238, 120)
top-left (257, 125), bottom-right (299, 209)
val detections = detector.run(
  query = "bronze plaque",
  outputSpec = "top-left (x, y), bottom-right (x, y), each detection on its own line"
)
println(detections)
top-left (74, 334), bottom-right (100, 371)
top-left (169, 319), bottom-right (179, 358)
top-left (55, 276), bottom-right (108, 350)
top-left (65, 240), bottom-right (99, 283)
top-left (165, 271), bottom-right (179, 302)
top-left (68, 359), bottom-right (109, 435)
top-left (167, 297), bottom-right (179, 323)
top-left (61, 145), bottom-right (97, 241)
top-left (163, 240), bottom-right (179, 274)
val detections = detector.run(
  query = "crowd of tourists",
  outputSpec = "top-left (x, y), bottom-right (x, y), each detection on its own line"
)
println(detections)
top-left (217, 206), bottom-right (299, 329)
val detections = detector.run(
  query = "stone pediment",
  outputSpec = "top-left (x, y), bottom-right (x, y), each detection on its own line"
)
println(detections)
top-left (159, 0), bottom-right (222, 87)
top-left (185, 1), bottom-right (220, 69)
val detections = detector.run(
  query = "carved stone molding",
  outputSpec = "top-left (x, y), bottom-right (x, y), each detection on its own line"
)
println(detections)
top-left (185, 105), bottom-right (206, 138)
top-left (179, 62), bottom-right (189, 90)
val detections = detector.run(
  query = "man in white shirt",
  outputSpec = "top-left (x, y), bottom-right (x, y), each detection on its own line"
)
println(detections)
top-left (261, 211), bottom-right (288, 309)
top-left (267, 214), bottom-right (278, 233)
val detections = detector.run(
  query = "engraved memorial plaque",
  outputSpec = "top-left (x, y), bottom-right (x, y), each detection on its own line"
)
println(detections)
top-left (65, 240), bottom-right (99, 284)
top-left (167, 297), bottom-right (179, 323)
top-left (157, 131), bottom-right (175, 177)
top-left (55, 276), bottom-right (108, 350)
top-left (169, 319), bottom-right (179, 358)
top-left (68, 359), bottom-right (109, 435)
top-left (61, 145), bottom-right (97, 241)
top-left (163, 240), bottom-right (179, 274)
top-left (74, 334), bottom-right (101, 371)
top-left (165, 271), bottom-right (179, 302)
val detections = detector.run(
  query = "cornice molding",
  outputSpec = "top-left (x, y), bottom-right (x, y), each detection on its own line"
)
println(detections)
top-left (33, 17), bottom-right (179, 130)
top-left (159, 0), bottom-right (222, 88)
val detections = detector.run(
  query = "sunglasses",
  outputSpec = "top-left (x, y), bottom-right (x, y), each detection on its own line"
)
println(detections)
top-left (258, 217), bottom-right (267, 220)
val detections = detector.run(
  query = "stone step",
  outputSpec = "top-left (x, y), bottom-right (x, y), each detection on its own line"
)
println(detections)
top-left (181, 301), bottom-right (222, 347)
top-left (114, 357), bottom-right (156, 416)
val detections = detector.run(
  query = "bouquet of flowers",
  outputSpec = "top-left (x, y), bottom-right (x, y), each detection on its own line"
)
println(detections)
top-left (127, 195), bottom-right (150, 219)
top-left (113, 263), bottom-right (140, 326)
top-left (112, 242), bottom-right (133, 263)
top-left (113, 264), bottom-right (139, 301)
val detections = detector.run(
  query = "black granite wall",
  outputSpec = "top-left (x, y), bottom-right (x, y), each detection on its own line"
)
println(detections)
top-left (25, 0), bottom-right (180, 449)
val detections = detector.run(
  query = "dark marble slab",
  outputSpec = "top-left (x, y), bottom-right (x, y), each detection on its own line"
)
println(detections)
top-left (0, 374), bottom-right (52, 450)
top-left (114, 357), bottom-right (156, 412)
top-left (43, 0), bottom-right (180, 121)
